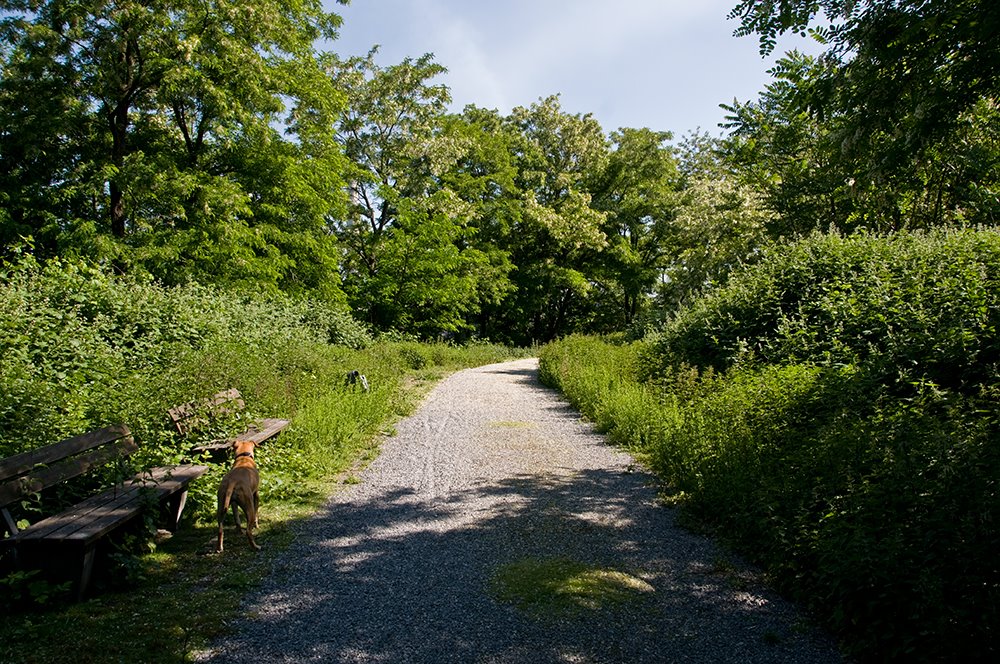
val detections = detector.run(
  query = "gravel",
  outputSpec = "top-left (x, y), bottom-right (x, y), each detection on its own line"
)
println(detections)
top-left (196, 358), bottom-right (846, 663)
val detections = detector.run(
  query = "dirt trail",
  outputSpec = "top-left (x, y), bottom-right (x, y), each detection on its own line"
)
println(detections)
top-left (197, 358), bottom-right (844, 663)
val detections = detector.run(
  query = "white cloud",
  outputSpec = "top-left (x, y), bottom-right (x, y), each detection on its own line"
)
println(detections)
top-left (415, 0), bottom-right (510, 110)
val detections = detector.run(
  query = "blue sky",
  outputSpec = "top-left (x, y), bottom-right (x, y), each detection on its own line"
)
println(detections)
top-left (325, 0), bottom-right (823, 138)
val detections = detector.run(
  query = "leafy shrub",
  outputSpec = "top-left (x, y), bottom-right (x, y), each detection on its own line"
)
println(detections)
top-left (0, 255), bottom-right (370, 456)
top-left (0, 255), bottom-right (525, 515)
top-left (541, 308), bottom-right (999, 660)
top-left (646, 228), bottom-right (1000, 395)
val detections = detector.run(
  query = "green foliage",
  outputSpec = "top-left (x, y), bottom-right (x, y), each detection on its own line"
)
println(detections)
top-left (541, 240), bottom-right (1000, 663)
top-left (726, 1), bottom-right (1000, 232)
top-left (647, 228), bottom-right (1000, 391)
top-left (588, 127), bottom-right (681, 328)
top-left (0, 570), bottom-right (72, 610)
top-left (0, 254), bottom-right (370, 458)
top-left (441, 98), bottom-right (686, 344)
top-left (328, 50), bottom-right (513, 335)
top-left (0, 252), bottom-right (523, 505)
top-left (655, 175), bottom-right (773, 308)
top-left (0, 0), bottom-right (350, 295)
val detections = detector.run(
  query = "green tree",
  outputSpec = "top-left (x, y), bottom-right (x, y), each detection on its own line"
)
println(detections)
top-left (657, 175), bottom-right (773, 308)
top-left (588, 127), bottom-right (681, 329)
top-left (496, 95), bottom-right (610, 343)
top-left (731, 0), bottom-right (1000, 129)
top-left (329, 50), bottom-right (511, 334)
top-left (728, 0), bottom-right (1000, 228)
top-left (445, 100), bottom-right (687, 342)
top-left (721, 51), bottom-right (853, 236)
top-left (0, 0), bottom-right (350, 296)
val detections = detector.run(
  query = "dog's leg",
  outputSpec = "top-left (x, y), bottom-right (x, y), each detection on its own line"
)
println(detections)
top-left (232, 503), bottom-right (242, 533)
top-left (253, 490), bottom-right (260, 529)
top-left (216, 486), bottom-right (234, 553)
top-left (244, 502), bottom-right (261, 551)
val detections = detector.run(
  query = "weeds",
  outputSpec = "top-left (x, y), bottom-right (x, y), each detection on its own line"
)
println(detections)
top-left (540, 228), bottom-right (1000, 662)
top-left (0, 256), bottom-right (529, 661)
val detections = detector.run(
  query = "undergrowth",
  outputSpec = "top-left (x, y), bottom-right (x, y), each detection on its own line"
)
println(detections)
top-left (0, 255), bottom-right (528, 661)
top-left (540, 228), bottom-right (1000, 663)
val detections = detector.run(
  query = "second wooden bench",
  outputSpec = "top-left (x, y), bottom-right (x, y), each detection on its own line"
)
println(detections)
top-left (168, 388), bottom-right (290, 461)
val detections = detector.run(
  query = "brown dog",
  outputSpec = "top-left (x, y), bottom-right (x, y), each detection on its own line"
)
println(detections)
top-left (216, 440), bottom-right (261, 553)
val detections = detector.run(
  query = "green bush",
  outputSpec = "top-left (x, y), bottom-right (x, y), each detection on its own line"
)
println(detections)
top-left (541, 279), bottom-right (1000, 661)
top-left (0, 255), bottom-right (523, 524)
top-left (0, 256), bottom-right (370, 454)
top-left (646, 228), bottom-right (1000, 394)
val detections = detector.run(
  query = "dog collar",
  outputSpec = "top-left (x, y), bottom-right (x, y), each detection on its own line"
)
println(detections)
top-left (235, 451), bottom-right (254, 459)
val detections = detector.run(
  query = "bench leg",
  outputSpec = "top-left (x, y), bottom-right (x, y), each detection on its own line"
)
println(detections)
top-left (74, 546), bottom-right (97, 602)
top-left (163, 490), bottom-right (189, 532)
top-left (2, 507), bottom-right (19, 539)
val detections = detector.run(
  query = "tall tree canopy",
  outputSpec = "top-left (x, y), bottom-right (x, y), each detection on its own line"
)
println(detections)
top-left (329, 50), bottom-right (511, 335)
top-left (588, 127), bottom-right (680, 328)
top-left (725, 0), bottom-right (1000, 230)
top-left (496, 95), bottom-right (610, 343)
top-left (0, 0), bottom-right (350, 296)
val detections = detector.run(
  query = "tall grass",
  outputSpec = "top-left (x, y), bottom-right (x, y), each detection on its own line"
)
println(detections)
top-left (540, 228), bottom-right (1000, 662)
top-left (0, 254), bottom-right (527, 660)
top-left (0, 253), bottom-right (527, 560)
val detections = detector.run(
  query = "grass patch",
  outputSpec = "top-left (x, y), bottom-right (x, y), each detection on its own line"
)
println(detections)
top-left (540, 264), bottom-right (1000, 662)
top-left (490, 556), bottom-right (654, 618)
top-left (1, 342), bottom-right (530, 663)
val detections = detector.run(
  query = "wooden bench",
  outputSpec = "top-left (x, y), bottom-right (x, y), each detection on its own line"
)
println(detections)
top-left (0, 424), bottom-right (208, 600)
top-left (168, 388), bottom-right (290, 461)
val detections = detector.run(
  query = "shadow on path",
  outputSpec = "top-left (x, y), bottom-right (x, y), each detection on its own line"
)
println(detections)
top-left (199, 360), bottom-right (844, 664)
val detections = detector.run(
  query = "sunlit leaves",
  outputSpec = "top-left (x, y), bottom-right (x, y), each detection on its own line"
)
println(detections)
top-left (0, 0), bottom-right (348, 297)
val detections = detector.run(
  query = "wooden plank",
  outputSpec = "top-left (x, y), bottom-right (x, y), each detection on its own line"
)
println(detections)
top-left (245, 418), bottom-right (291, 444)
top-left (64, 466), bottom-right (208, 544)
top-left (75, 546), bottom-right (98, 602)
top-left (168, 389), bottom-right (246, 435)
top-left (15, 482), bottom-right (145, 540)
top-left (0, 425), bottom-right (132, 483)
top-left (16, 465), bottom-right (208, 545)
top-left (2, 506), bottom-right (19, 537)
top-left (190, 418), bottom-right (291, 457)
top-left (0, 437), bottom-right (138, 508)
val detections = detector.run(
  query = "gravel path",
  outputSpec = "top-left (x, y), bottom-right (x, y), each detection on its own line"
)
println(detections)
top-left (197, 358), bottom-right (845, 663)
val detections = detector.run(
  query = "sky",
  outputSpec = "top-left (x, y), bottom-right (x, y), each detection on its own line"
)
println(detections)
top-left (323, 0), bottom-right (824, 138)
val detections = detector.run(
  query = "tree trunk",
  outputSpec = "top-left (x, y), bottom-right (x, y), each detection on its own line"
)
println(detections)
top-left (108, 36), bottom-right (142, 239)
top-left (109, 101), bottom-right (130, 238)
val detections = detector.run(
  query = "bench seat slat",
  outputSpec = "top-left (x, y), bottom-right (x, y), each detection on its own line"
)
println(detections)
top-left (191, 418), bottom-right (291, 455)
top-left (250, 418), bottom-right (291, 442)
top-left (15, 484), bottom-right (144, 541)
top-left (15, 465), bottom-right (208, 545)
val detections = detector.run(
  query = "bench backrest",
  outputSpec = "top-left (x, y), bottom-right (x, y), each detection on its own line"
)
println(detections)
top-left (0, 424), bottom-right (137, 510)
top-left (167, 388), bottom-right (245, 436)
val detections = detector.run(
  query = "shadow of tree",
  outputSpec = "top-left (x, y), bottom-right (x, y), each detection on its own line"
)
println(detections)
top-left (200, 361), bottom-right (844, 663)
